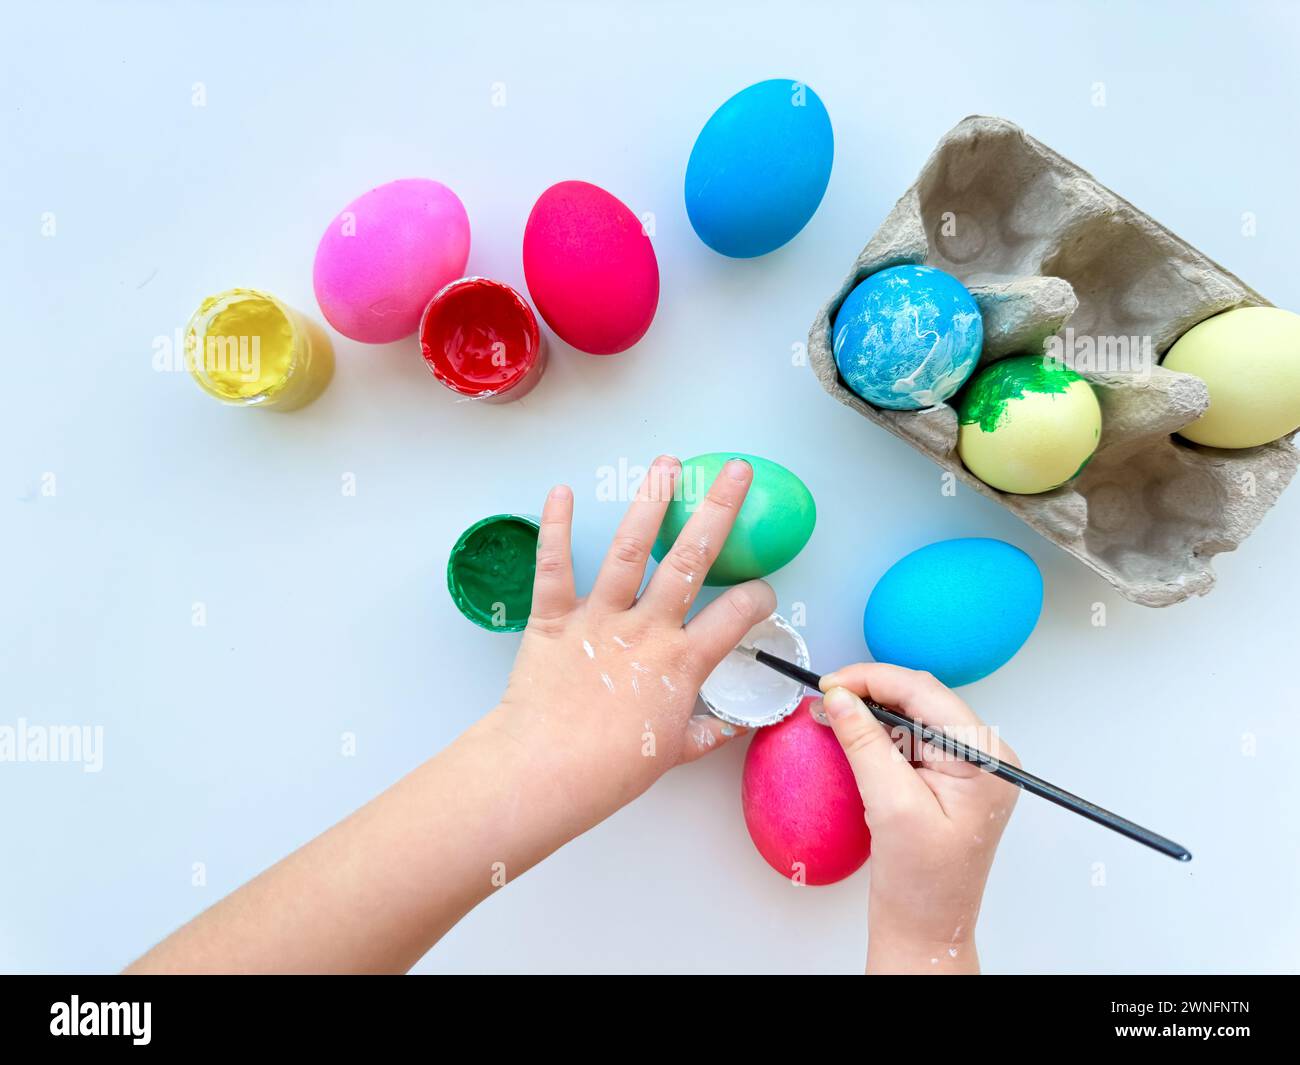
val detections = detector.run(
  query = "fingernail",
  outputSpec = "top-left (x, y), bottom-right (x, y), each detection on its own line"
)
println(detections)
top-left (809, 698), bottom-right (830, 726)
top-left (723, 458), bottom-right (752, 481)
top-left (822, 686), bottom-right (862, 722)
top-left (550, 485), bottom-right (572, 501)
top-left (648, 458), bottom-right (678, 501)
top-left (819, 671), bottom-right (841, 691)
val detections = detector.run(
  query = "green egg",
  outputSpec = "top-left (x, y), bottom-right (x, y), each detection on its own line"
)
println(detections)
top-left (652, 453), bottom-right (816, 586)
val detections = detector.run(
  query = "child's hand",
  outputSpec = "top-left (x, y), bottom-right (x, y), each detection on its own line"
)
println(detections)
top-left (486, 455), bottom-right (776, 831)
top-left (127, 456), bottom-right (776, 974)
top-left (816, 665), bottom-right (1020, 974)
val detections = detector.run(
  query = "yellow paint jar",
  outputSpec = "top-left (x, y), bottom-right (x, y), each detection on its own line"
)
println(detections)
top-left (186, 288), bottom-right (333, 410)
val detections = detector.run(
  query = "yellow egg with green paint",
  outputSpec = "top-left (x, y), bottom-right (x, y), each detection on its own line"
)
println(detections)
top-left (1162, 306), bottom-right (1300, 449)
top-left (653, 453), bottom-right (815, 586)
top-left (957, 355), bottom-right (1101, 495)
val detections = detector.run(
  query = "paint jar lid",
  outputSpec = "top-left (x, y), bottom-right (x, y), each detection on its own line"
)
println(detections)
top-left (700, 613), bottom-right (809, 728)
top-left (447, 513), bottom-right (539, 633)
top-left (420, 277), bottom-right (545, 402)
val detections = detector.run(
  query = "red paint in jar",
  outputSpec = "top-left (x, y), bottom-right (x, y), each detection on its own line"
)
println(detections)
top-left (420, 277), bottom-right (546, 402)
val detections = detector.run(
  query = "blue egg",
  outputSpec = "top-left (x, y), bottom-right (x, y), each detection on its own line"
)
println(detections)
top-left (833, 264), bottom-right (983, 410)
top-left (863, 538), bottom-right (1042, 687)
top-left (685, 79), bottom-right (833, 258)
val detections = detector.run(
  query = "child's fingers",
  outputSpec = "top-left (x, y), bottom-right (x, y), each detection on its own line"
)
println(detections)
top-left (589, 455), bottom-right (679, 611)
top-left (821, 663), bottom-right (981, 729)
top-left (678, 714), bottom-right (747, 764)
top-left (529, 485), bottom-right (576, 624)
top-left (820, 662), bottom-right (1018, 779)
top-left (820, 688), bottom-right (936, 822)
top-left (638, 459), bottom-right (752, 621)
top-left (683, 580), bottom-right (775, 670)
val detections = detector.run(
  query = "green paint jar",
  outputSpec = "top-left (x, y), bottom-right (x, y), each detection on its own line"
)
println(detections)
top-left (447, 513), bottom-right (540, 632)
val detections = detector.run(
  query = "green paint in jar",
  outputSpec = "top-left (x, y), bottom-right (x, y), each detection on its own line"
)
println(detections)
top-left (447, 514), bottom-right (539, 632)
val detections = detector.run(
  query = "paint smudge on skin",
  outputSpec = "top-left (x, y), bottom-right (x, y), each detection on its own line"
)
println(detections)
top-left (661, 675), bottom-right (676, 692)
top-left (612, 636), bottom-right (632, 649)
top-left (630, 661), bottom-right (650, 674)
top-left (720, 723), bottom-right (737, 738)
top-left (948, 947), bottom-right (959, 958)
top-left (631, 676), bottom-right (640, 697)
top-left (600, 673), bottom-right (615, 693)
top-left (582, 640), bottom-right (595, 659)
top-left (687, 716), bottom-right (716, 751)
top-left (684, 572), bottom-right (695, 584)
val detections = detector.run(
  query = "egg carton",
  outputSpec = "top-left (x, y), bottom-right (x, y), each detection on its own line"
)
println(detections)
top-left (808, 115), bottom-right (1298, 607)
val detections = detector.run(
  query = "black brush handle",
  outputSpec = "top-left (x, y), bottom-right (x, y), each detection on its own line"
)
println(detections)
top-left (752, 649), bottom-right (1192, 863)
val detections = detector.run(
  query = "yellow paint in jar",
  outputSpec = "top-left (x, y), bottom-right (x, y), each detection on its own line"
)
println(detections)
top-left (186, 288), bottom-right (333, 410)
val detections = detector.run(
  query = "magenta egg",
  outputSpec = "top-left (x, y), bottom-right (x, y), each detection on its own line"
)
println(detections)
top-left (313, 178), bottom-right (470, 344)
top-left (742, 696), bottom-right (872, 885)
top-left (522, 180), bottom-right (659, 355)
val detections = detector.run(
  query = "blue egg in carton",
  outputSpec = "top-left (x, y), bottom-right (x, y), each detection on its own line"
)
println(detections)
top-left (833, 263), bottom-right (983, 410)
top-left (809, 116), bottom-right (1298, 606)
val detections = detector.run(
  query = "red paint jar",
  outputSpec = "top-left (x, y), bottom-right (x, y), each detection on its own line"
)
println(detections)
top-left (419, 277), bottom-right (546, 402)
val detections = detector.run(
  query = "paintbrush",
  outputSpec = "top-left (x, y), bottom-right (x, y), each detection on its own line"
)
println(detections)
top-left (735, 644), bottom-right (1192, 863)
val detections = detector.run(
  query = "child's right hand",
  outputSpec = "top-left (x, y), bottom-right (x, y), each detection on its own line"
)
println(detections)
top-left (816, 665), bottom-right (1020, 974)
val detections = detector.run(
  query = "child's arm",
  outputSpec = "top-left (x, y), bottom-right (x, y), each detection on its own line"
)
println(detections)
top-left (817, 667), bottom-right (1020, 974)
top-left (127, 456), bottom-right (773, 973)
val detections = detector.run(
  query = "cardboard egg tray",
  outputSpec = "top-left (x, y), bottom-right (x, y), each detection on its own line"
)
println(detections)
top-left (809, 115), bottom-right (1298, 607)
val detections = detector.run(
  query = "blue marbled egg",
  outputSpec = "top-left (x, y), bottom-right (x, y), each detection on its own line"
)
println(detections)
top-left (833, 264), bottom-right (982, 410)
top-left (685, 79), bottom-right (833, 258)
top-left (864, 538), bottom-right (1042, 687)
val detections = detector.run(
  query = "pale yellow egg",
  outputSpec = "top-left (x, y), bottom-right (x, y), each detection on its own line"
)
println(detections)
top-left (1163, 306), bottom-right (1300, 449)
top-left (957, 355), bottom-right (1102, 495)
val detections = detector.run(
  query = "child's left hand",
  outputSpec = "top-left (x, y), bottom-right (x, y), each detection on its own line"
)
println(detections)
top-left (485, 454), bottom-right (775, 829)
top-left (127, 454), bottom-right (778, 973)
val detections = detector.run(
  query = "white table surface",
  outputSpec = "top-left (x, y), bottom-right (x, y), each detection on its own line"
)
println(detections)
top-left (3, 0), bottom-right (1298, 974)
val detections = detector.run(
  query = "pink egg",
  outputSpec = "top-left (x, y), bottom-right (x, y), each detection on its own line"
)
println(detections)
top-left (522, 180), bottom-right (658, 355)
top-left (742, 696), bottom-right (872, 886)
top-left (313, 178), bottom-right (470, 344)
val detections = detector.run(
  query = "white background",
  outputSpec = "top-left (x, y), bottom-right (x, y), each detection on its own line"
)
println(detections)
top-left (3, 0), bottom-right (1298, 974)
